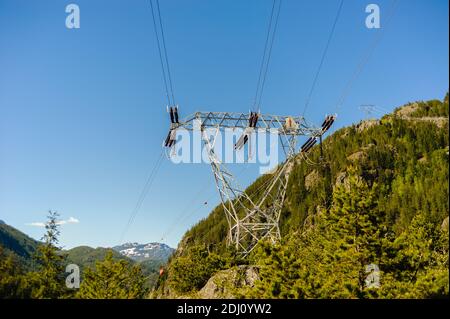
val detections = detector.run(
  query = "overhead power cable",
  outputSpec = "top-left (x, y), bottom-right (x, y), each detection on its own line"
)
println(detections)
top-left (302, 0), bottom-right (344, 117)
top-left (252, 0), bottom-right (283, 111)
top-left (335, 0), bottom-right (400, 112)
top-left (155, 0), bottom-right (176, 106)
top-left (159, 163), bottom-right (251, 242)
top-left (150, 0), bottom-right (176, 106)
top-left (120, 150), bottom-right (164, 242)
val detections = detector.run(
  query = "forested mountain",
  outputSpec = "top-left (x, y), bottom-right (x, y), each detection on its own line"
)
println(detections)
top-left (65, 246), bottom-right (130, 270)
top-left (1, 95), bottom-right (448, 299)
top-left (0, 222), bottom-right (41, 271)
top-left (0, 221), bottom-right (172, 294)
top-left (0, 222), bottom-right (132, 271)
top-left (64, 246), bottom-right (163, 289)
top-left (155, 95), bottom-right (449, 299)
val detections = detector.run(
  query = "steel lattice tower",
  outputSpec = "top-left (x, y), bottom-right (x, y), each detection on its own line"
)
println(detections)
top-left (164, 110), bottom-right (335, 255)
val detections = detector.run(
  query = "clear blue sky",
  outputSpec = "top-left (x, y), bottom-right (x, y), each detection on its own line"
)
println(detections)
top-left (0, 0), bottom-right (448, 249)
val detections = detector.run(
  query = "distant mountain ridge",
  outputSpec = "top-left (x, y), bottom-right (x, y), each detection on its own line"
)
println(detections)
top-left (113, 242), bottom-right (174, 262)
top-left (0, 221), bottom-right (173, 289)
top-left (0, 221), bottom-right (173, 277)
top-left (0, 221), bottom-right (41, 270)
top-left (65, 245), bottom-right (130, 271)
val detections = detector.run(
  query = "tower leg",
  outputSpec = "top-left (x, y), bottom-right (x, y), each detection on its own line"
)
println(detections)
top-left (201, 127), bottom-right (298, 255)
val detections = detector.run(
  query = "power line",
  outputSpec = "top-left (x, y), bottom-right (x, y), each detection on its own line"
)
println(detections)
top-left (160, 179), bottom-right (214, 241)
top-left (302, 0), bottom-right (344, 117)
top-left (253, 0), bottom-right (277, 110)
top-left (335, 0), bottom-right (400, 112)
top-left (373, 105), bottom-right (390, 113)
top-left (257, 0), bottom-right (282, 111)
top-left (160, 190), bottom-right (218, 242)
top-left (155, 0), bottom-right (176, 106)
top-left (121, 151), bottom-right (164, 241)
top-left (253, 0), bottom-right (283, 111)
top-left (149, 0), bottom-right (171, 106)
top-left (159, 163), bottom-right (251, 242)
top-left (149, 0), bottom-right (176, 106)
top-left (120, 150), bottom-right (165, 242)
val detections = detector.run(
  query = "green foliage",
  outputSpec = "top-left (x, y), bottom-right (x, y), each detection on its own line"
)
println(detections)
top-left (0, 211), bottom-right (72, 299)
top-left (0, 219), bottom-right (163, 298)
top-left (138, 258), bottom-right (166, 289)
top-left (27, 211), bottom-right (71, 299)
top-left (183, 206), bottom-right (229, 253)
top-left (65, 246), bottom-right (130, 273)
top-left (244, 169), bottom-right (383, 298)
top-left (0, 222), bottom-right (41, 271)
top-left (164, 95), bottom-right (449, 298)
top-left (409, 99), bottom-right (449, 118)
top-left (0, 246), bottom-right (33, 298)
top-left (240, 169), bottom-right (448, 299)
top-left (1, 214), bottom-right (157, 299)
top-left (393, 93), bottom-right (449, 118)
top-left (380, 213), bottom-right (449, 298)
top-left (2, 95), bottom-right (448, 299)
top-left (77, 250), bottom-right (147, 299)
top-left (168, 245), bottom-right (231, 294)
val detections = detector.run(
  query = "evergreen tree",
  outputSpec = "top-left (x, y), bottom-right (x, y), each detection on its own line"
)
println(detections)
top-left (152, 96), bottom-right (449, 298)
top-left (318, 167), bottom-right (383, 298)
top-left (27, 211), bottom-right (68, 299)
top-left (168, 245), bottom-right (229, 294)
top-left (380, 213), bottom-right (449, 298)
top-left (77, 250), bottom-right (147, 299)
top-left (0, 246), bottom-right (32, 298)
top-left (247, 167), bottom-right (383, 298)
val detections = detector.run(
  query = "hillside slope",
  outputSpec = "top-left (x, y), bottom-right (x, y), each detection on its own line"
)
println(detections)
top-left (0, 222), bottom-right (170, 290)
top-left (155, 95), bottom-right (449, 299)
top-left (65, 246), bottom-right (131, 271)
top-left (0, 222), bottom-right (41, 270)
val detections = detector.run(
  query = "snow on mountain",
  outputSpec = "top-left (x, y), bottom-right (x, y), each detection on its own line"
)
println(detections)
top-left (112, 242), bottom-right (174, 262)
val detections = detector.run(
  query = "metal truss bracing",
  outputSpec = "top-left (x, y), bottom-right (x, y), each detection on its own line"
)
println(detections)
top-left (170, 112), bottom-right (322, 136)
top-left (166, 111), bottom-right (334, 255)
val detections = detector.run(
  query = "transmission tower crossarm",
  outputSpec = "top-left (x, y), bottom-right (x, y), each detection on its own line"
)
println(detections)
top-left (171, 112), bottom-right (323, 136)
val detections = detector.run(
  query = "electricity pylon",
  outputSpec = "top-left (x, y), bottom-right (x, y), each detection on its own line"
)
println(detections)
top-left (164, 109), bottom-right (335, 255)
top-left (359, 104), bottom-right (375, 119)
